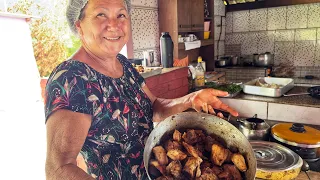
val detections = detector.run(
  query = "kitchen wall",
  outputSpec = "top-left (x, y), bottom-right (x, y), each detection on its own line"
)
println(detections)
top-left (225, 3), bottom-right (320, 84)
top-left (214, 0), bottom-right (226, 58)
top-left (130, 0), bottom-right (160, 62)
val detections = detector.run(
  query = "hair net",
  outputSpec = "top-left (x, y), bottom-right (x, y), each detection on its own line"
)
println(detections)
top-left (66, 0), bottom-right (131, 35)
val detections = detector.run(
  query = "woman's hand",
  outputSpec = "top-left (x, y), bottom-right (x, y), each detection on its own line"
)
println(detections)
top-left (190, 89), bottom-right (239, 118)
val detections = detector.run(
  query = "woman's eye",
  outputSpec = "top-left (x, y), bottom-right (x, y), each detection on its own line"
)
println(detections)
top-left (97, 13), bottom-right (106, 17)
top-left (118, 14), bottom-right (126, 18)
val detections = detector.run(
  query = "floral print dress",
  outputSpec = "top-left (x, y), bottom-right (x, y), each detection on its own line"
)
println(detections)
top-left (45, 54), bottom-right (153, 180)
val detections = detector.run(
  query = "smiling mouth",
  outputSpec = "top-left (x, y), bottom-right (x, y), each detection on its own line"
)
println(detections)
top-left (104, 37), bottom-right (121, 40)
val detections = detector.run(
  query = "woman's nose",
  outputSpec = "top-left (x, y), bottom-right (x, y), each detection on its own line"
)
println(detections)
top-left (106, 18), bottom-right (119, 31)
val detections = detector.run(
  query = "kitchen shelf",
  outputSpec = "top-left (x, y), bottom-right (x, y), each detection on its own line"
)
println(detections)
top-left (178, 39), bottom-right (214, 50)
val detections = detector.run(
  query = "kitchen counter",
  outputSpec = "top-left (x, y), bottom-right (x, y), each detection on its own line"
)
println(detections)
top-left (232, 86), bottom-right (319, 108)
top-left (295, 171), bottom-right (320, 180)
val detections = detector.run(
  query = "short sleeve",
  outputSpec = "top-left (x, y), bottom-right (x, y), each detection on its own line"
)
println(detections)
top-left (44, 62), bottom-right (96, 123)
top-left (119, 54), bottom-right (145, 87)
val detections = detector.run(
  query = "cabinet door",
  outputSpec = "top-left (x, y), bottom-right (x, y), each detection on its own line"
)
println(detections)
top-left (191, 0), bottom-right (204, 31)
top-left (177, 0), bottom-right (191, 32)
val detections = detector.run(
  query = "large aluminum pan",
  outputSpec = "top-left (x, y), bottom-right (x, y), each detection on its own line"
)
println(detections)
top-left (243, 77), bottom-right (294, 97)
top-left (143, 112), bottom-right (257, 180)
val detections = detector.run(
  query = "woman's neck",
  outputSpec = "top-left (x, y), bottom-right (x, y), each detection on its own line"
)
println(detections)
top-left (72, 47), bottom-right (123, 78)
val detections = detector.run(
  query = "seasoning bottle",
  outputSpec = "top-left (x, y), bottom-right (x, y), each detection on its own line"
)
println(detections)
top-left (195, 56), bottom-right (205, 87)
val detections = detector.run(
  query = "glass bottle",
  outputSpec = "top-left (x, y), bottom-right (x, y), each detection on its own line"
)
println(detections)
top-left (195, 56), bottom-right (205, 87)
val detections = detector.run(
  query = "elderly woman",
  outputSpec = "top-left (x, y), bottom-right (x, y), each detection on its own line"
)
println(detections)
top-left (45, 0), bottom-right (238, 179)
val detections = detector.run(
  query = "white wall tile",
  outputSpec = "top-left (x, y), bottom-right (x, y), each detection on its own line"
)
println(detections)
top-left (233, 11), bottom-right (250, 32)
top-left (308, 3), bottom-right (320, 28)
top-left (131, 9), bottom-right (159, 50)
top-left (286, 5), bottom-right (308, 29)
top-left (267, 7), bottom-right (287, 30)
top-left (214, 0), bottom-right (226, 16)
top-left (226, 12), bottom-right (233, 33)
top-left (241, 33), bottom-right (258, 55)
top-left (274, 30), bottom-right (295, 41)
top-left (249, 9), bottom-right (267, 31)
top-left (274, 42), bottom-right (295, 66)
top-left (294, 41), bottom-right (316, 66)
top-left (317, 28), bottom-right (320, 40)
top-left (316, 41), bottom-right (320, 66)
top-left (214, 26), bottom-right (225, 41)
top-left (214, 16), bottom-right (225, 26)
top-left (131, 0), bottom-right (158, 7)
top-left (220, 99), bottom-right (268, 119)
top-left (257, 31), bottom-right (275, 53)
top-left (225, 33), bottom-right (245, 45)
top-left (295, 28), bottom-right (317, 41)
top-left (268, 103), bottom-right (320, 125)
top-left (214, 41), bottom-right (225, 56)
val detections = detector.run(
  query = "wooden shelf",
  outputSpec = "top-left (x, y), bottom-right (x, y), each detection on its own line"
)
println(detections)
top-left (178, 39), bottom-right (214, 50)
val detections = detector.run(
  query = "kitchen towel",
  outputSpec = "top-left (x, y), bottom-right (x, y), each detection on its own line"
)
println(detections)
top-left (184, 40), bottom-right (201, 51)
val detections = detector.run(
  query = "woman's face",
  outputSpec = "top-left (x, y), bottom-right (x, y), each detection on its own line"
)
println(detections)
top-left (76, 0), bottom-right (130, 57)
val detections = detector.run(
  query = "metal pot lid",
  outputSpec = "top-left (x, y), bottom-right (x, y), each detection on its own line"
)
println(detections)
top-left (250, 141), bottom-right (303, 172)
top-left (271, 123), bottom-right (320, 148)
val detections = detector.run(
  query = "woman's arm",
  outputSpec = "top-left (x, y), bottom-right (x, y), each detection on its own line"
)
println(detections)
top-left (45, 109), bottom-right (94, 180)
top-left (142, 86), bottom-right (238, 122)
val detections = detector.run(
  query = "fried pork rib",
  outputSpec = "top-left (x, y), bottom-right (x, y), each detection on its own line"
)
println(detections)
top-left (165, 140), bottom-right (182, 151)
top-left (211, 166), bottom-right (223, 176)
top-left (182, 129), bottom-right (200, 145)
top-left (153, 146), bottom-right (169, 165)
top-left (156, 176), bottom-right (174, 180)
top-left (211, 144), bottom-right (229, 166)
top-left (166, 161), bottom-right (182, 178)
top-left (218, 170), bottom-right (233, 180)
top-left (167, 149), bottom-right (187, 161)
top-left (183, 157), bottom-right (203, 179)
top-left (205, 136), bottom-right (219, 152)
top-left (173, 130), bottom-right (182, 142)
top-left (150, 159), bottom-right (166, 175)
top-left (231, 153), bottom-right (247, 172)
top-left (182, 142), bottom-right (204, 159)
top-left (223, 164), bottom-right (242, 180)
top-left (197, 167), bottom-right (219, 180)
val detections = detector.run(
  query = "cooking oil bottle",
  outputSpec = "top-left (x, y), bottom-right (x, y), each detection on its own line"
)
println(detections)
top-left (195, 56), bottom-right (205, 87)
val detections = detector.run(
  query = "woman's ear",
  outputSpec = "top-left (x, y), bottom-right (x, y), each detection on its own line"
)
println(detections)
top-left (75, 21), bottom-right (83, 37)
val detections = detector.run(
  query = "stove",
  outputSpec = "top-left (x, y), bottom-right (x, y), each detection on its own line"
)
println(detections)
top-left (306, 159), bottom-right (320, 172)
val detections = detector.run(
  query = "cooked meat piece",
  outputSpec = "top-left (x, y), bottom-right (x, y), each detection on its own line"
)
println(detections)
top-left (167, 149), bottom-right (187, 161)
top-left (196, 164), bottom-right (202, 178)
top-left (153, 146), bottom-right (169, 165)
top-left (173, 130), bottom-right (182, 142)
top-left (165, 140), bottom-right (182, 151)
top-left (183, 157), bottom-right (203, 179)
top-left (225, 149), bottom-right (232, 163)
top-left (196, 142), bottom-right (205, 153)
top-left (218, 170), bottom-right (233, 180)
top-left (195, 130), bottom-right (206, 141)
top-left (182, 129), bottom-right (199, 144)
top-left (205, 136), bottom-right (219, 152)
top-left (150, 159), bottom-right (166, 175)
top-left (182, 141), bottom-right (203, 158)
top-left (156, 176), bottom-right (174, 180)
top-left (231, 153), bottom-right (247, 172)
top-left (223, 164), bottom-right (242, 180)
top-left (166, 161), bottom-right (182, 178)
top-left (200, 161), bottom-right (212, 171)
top-left (211, 144), bottom-right (228, 166)
top-left (197, 168), bottom-right (219, 180)
top-left (211, 166), bottom-right (223, 175)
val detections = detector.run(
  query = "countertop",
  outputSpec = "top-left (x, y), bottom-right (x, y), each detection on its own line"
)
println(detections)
top-left (295, 171), bottom-right (320, 180)
top-left (231, 86), bottom-right (320, 108)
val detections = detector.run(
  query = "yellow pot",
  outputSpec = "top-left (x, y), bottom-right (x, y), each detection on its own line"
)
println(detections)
top-left (256, 166), bottom-right (301, 180)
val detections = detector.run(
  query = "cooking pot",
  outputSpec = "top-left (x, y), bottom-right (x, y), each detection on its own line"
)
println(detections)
top-left (271, 123), bottom-right (320, 161)
top-left (143, 112), bottom-right (257, 180)
top-left (253, 52), bottom-right (274, 67)
top-left (237, 114), bottom-right (270, 141)
top-left (215, 56), bottom-right (231, 67)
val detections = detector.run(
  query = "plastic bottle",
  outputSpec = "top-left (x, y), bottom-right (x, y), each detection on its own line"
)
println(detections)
top-left (160, 32), bottom-right (173, 68)
top-left (195, 56), bottom-right (205, 87)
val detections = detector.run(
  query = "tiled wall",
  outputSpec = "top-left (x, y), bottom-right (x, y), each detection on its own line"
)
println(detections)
top-left (130, 0), bottom-right (160, 61)
top-left (214, 0), bottom-right (226, 58)
top-left (218, 68), bottom-right (266, 83)
top-left (225, 3), bottom-right (320, 68)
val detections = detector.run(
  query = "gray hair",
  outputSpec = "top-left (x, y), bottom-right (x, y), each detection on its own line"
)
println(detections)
top-left (66, 0), bottom-right (131, 35)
